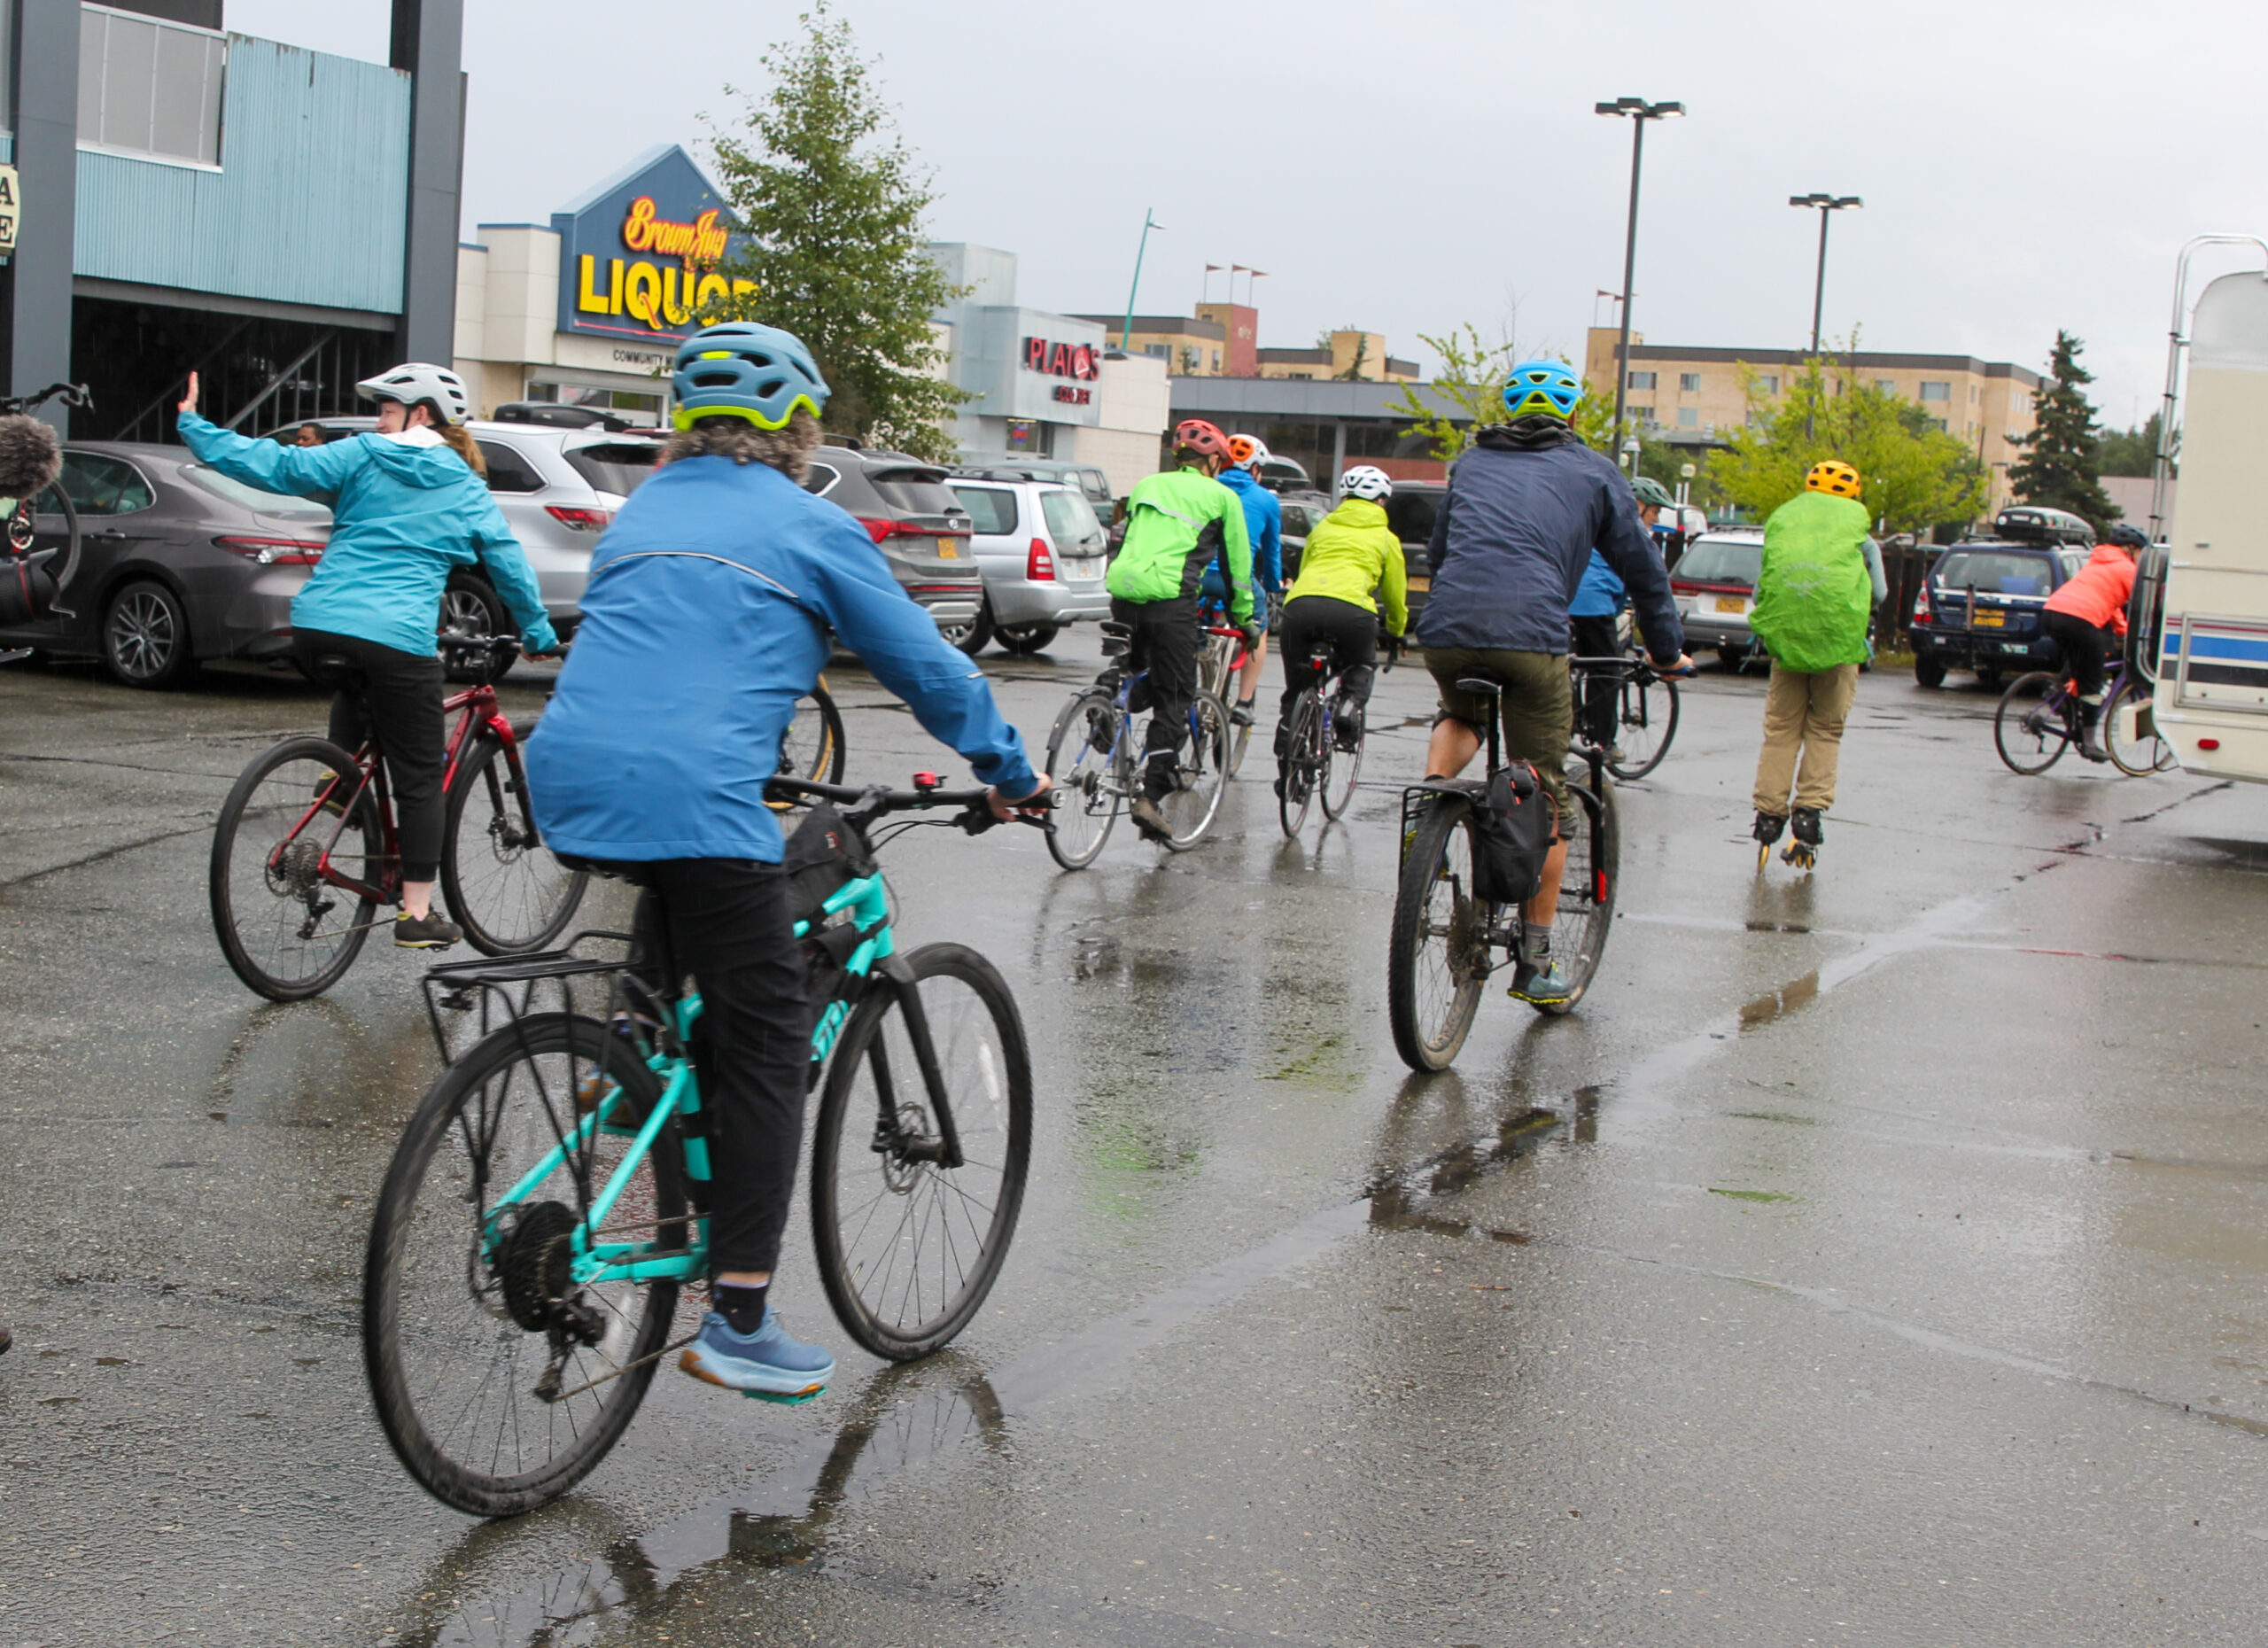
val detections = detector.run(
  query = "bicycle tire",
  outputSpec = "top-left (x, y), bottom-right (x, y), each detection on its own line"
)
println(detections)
top-left (2104, 677), bottom-right (2175, 777)
top-left (1278, 690), bottom-right (1318, 838)
top-left (771, 682), bottom-right (846, 810)
top-left (209, 735), bottom-right (382, 1000)
top-left (1528, 763), bottom-right (1619, 1017)
top-left (1159, 691), bottom-right (1231, 851)
top-left (442, 735), bottom-right (589, 955)
top-left (1605, 672), bottom-right (1679, 781)
top-left (1043, 687), bottom-right (1122, 870)
top-left (1321, 692), bottom-right (1363, 820)
top-left (363, 1013), bottom-right (688, 1518)
top-left (1993, 672), bottom-right (2069, 774)
top-left (1386, 793), bottom-right (1491, 1071)
top-left (811, 944), bottom-right (1032, 1360)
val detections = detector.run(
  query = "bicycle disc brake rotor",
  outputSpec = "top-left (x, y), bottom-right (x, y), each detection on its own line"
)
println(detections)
top-left (495, 1201), bottom-right (579, 1332)
top-left (874, 1100), bottom-right (936, 1193)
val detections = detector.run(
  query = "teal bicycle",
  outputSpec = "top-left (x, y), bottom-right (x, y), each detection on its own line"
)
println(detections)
top-left (361, 774), bottom-right (1041, 1518)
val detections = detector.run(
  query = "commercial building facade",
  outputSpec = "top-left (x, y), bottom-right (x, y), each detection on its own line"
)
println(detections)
top-left (1166, 376), bottom-right (1466, 489)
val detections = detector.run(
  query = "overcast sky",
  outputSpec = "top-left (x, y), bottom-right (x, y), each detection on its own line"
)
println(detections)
top-left (228, 0), bottom-right (2265, 429)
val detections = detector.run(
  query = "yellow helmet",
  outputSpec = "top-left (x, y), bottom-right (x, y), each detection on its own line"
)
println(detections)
top-left (1806, 459), bottom-right (1861, 499)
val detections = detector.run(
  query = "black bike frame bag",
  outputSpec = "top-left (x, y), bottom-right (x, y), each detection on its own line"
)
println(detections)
top-left (1469, 761), bottom-right (1556, 906)
top-left (782, 802), bottom-right (872, 932)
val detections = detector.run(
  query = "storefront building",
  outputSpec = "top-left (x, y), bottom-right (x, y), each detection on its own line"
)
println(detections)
top-left (1167, 375), bottom-right (1467, 490)
top-left (0, 0), bottom-right (464, 439)
top-left (454, 144), bottom-right (752, 426)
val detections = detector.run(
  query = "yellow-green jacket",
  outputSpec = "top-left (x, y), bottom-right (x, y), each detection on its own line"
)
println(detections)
top-left (1284, 497), bottom-right (1408, 635)
top-left (1106, 463), bottom-right (1254, 623)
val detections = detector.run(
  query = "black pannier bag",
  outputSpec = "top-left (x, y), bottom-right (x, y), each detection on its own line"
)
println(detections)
top-left (0, 544), bottom-right (54, 628)
top-left (1468, 761), bottom-right (1557, 906)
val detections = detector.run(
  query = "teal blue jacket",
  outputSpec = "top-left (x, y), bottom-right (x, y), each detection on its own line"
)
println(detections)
top-left (176, 412), bottom-right (556, 657)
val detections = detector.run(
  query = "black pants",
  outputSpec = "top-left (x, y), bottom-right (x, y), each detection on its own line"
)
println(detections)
top-left (2043, 609), bottom-right (2116, 703)
top-left (1569, 613), bottom-right (1621, 749)
top-left (1111, 595), bottom-right (1200, 800)
top-left (292, 627), bottom-right (447, 881)
top-left (626, 859), bottom-right (810, 1276)
top-left (1275, 595), bottom-right (1379, 726)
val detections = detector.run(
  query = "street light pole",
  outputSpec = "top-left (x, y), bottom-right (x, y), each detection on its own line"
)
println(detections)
top-left (1596, 97), bottom-right (1683, 447)
top-left (1120, 209), bottom-right (1162, 352)
top-left (1789, 194), bottom-right (1861, 354)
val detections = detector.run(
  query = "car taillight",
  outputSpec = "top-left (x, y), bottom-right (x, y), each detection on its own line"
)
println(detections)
top-left (1027, 537), bottom-right (1056, 581)
top-left (544, 505), bottom-right (611, 532)
top-left (1912, 585), bottom-right (1931, 622)
top-left (1671, 579), bottom-right (1698, 595)
top-left (216, 536), bottom-right (323, 565)
top-left (859, 517), bottom-right (924, 543)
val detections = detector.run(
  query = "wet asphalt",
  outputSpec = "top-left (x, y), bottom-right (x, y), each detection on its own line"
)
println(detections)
top-left (4, 634), bottom-right (2268, 1647)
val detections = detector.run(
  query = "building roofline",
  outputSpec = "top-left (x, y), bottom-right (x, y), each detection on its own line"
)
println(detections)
top-left (1069, 314), bottom-right (1227, 341)
top-left (1614, 341), bottom-right (2039, 384)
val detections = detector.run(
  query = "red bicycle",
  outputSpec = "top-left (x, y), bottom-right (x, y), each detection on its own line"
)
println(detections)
top-left (208, 636), bottom-right (589, 999)
top-left (1197, 601), bottom-right (1254, 777)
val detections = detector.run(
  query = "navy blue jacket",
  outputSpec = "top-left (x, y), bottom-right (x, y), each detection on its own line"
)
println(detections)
top-left (1417, 425), bottom-right (1683, 661)
top-left (525, 454), bottom-right (1035, 863)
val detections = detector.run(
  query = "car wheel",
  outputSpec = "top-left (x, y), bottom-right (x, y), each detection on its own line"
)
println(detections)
top-left (1913, 654), bottom-right (1946, 688)
top-left (1716, 645), bottom-right (1745, 672)
top-left (943, 599), bottom-right (995, 657)
top-left (103, 579), bottom-right (198, 689)
top-left (439, 573), bottom-right (515, 683)
top-left (1977, 666), bottom-right (2001, 688)
top-left (995, 622), bottom-right (1060, 655)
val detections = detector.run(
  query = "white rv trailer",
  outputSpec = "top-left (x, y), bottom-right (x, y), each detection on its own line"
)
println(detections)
top-left (2133, 238), bottom-right (2268, 784)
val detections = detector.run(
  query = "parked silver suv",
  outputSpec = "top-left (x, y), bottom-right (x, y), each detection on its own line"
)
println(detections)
top-left (944, 478), bottom-right (1111, 654)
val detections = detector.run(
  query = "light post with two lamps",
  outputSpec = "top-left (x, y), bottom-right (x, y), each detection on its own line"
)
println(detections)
top-left (1596, 96), bottom-right (1683, 447)
top-left (1789, 193), bottom-right (1861, 354)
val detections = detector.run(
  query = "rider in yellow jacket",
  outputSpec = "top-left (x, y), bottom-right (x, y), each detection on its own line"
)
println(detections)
top-left (1275, 466), bottom-right (1408, 773)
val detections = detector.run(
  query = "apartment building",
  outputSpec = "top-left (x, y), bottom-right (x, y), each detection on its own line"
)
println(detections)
top-left (1254, 331), bottom-right (1420, 383)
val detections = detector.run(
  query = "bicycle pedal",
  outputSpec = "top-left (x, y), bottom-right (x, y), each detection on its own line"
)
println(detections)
top-left (743, 1385), bottom-right (826, 1406)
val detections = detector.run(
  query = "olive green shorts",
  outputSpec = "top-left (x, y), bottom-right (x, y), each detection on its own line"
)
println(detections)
top-left (1425, 646), bottom-right (1572, 819)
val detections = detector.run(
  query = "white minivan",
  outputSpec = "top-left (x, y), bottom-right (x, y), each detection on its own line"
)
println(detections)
top-left (944, 478), bottom-right (1112, 655)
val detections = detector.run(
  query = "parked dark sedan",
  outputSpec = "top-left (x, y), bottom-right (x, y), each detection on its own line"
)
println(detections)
top-left (0, 442), bottom-right (330, 688)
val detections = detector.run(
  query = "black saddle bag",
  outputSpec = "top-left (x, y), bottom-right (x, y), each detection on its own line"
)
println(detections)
top-left (1469, 762), bottom-right (1556, 906)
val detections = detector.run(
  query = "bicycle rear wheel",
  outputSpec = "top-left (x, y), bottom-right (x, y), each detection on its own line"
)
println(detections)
top-left (364, 1013), bottom-right (688, 1518)
top-left (1043, 687), bottom-right (1123, 870)
top-left (1386, 793), bottom-right (1493, 1071)
top-left (1993, 672), bottom-right (2069, 774)
top-left (1321, 691), bottom-right (1363, 820)
top-left (1278, 691), bottom-right (1318, 838)
top-left (773, 682), bottom-right (846, 804)
top-left (442, 735), bottom-right (588, 954)
top-left (1605, 672), bottom-right (1679, 780)
top-left (1527, 761), bottom-right (1619, 1017)
top-left (1158, 691), bottom-right (1231, 850)
top-left (811, 944), bottom-right (1032, 1360)
top-left (209, 735), bottom-right (382, 1000)
top-left (2104, 677), bottom-right (2175, 776)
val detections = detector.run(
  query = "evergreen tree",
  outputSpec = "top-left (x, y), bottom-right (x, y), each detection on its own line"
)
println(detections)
top-left (2008, 330), bottom-right (2117, 528)
top-left (2097, 411), bottom-right (2171, 478)
top-left (703, 4), bottom-right (968, 462)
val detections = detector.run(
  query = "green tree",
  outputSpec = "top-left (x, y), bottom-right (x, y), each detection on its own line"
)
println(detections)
top-left (2008, 330), bottom-right (2117, 529)
top-left (1712, 354), bottom-right (1988, 534)
top-left (701, 3), bottom-right (968, 461)
top-left (2097, 410), bottom-right (2170, 478)
top-left (1388, 324), bottom-right (1521, 459)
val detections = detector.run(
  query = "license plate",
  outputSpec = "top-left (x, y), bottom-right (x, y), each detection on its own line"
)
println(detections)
top-left (1065, 556), bottom-right (1102, 578)
top-left (1713, 595), bottom-right (1746, 614)
top-left (937, 540), bottom-right (958, 558)
top-left (1972, 610), bottom-right (2004, 627)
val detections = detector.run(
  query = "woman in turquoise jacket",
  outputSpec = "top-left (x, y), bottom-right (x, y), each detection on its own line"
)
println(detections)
top-left (176, 364), bottom-right (556, 947)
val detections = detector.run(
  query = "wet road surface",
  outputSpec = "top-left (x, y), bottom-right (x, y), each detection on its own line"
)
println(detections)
top-left (4, 638), bottom-right (2267, 1645)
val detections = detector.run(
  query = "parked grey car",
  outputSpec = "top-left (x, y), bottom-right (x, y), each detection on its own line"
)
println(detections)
top-left (951, 456), bottom-right (1115, 519)
top-left (804, 443), bottom-right (983, 638)
top-left (0, 442), bottom-right (329, 688)
top-left (944, 478), bottom-right (1110, 654)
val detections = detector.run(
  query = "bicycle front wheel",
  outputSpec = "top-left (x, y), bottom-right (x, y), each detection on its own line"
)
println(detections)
top-left (1386, 794), bottom-right (1493, 1071)
top-left (442, 735), bottom-right (588, 954)
top-left (2105, 677), bottom-right (2175, 776)
top-left (1528, 761), bottom-right (1619, 1017)
top-left (1159, 691), bottom-right (1231, 850)
top-left (1043, 687), bottom-right (1123, 870)
top-left (209, 735), bottom-right (382, 1000)
top-left (363, 1013), bottom-right (688, 1518)
top-left (1321, 693), bottom-right (1363, 821)
top-left (811, 944), bottom-right (1033, 1360)
top-left (1993, 672), bottom-right (2068, 774)
top-left (1605, 672), bottom-right (1679, 781)
top-left (1278, 691), bottom-right (1319, 838)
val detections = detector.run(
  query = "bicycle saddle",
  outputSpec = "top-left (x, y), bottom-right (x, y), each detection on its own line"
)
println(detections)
top-left (1454, 674), bottom-right (1505, 698)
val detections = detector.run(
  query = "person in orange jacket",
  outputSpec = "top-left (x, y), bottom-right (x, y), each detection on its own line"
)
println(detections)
top-left (2040, 522), bottom-right (2145, 761)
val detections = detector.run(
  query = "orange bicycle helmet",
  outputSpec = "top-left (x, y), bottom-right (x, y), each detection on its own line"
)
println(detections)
top-left (1806, 459), bottom-right (1861, 499)
top-left (1174, 419), bottom-right (1233, 462)
top-left (1226, 432), bottom-right (1269, 469)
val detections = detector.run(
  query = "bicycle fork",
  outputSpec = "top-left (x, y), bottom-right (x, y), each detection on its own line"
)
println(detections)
top-left (862, 955), bottom-right (966, 1171)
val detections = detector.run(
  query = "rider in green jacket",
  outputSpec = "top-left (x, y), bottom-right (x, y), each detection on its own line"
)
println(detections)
top-left (1103, 419), bottom-right (1256, 841)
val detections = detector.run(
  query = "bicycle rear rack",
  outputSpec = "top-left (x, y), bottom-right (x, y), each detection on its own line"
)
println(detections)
top-left (419, 929), bottom-right (657, 1062)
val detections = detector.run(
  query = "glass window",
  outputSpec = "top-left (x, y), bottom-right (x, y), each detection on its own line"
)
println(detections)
top-left (1929, 417), bottom-right (1948, 432)
top-left (477, 441), bottom-right (547, 494)
top-left (1384, 491), bottom-right (1443, 548)
top-left (1677, 407), bottom-right (1699, 428)
top-left (1935, 550), bottom-right (2052, 594)
top-left (1630, 406), bottom-right (1656, 425)
top-left (79, 5), bottom-right (225, 167)
top-left (1759, 376), bottom-right (1780, 395)
top-left (1874, 378), bottom-right (1896, 393)
top-left (1679, 373), bottom-right (1701, 393)
top-left (867, 469), bottom-right (963, 516)
top-left (58, 452), bottom-right (154, 515)
top-left (562, 441), bottom-right (662, 497)
top-left (803, 462), bottom-right (840, 498)
top-left (1674, 537), bottom-right (1765, 585)
top-left (1627, 370), bottom-right (1657, 391)
top-left (1042, 489), bottom-right (1102, 549)
top-left (1919, 380), bottom-right (1951, 401)
top-left (179, 464), bottom-right (330, 522)
top-left (1081, 468), bottom-right (1112, 506)
top-left (950, 485), bottom-right (1018, 535)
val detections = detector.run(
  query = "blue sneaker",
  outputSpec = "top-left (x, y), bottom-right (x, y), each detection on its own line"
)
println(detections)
top-left (680, 1307), bottom-right (835, 1403)
top-left (1509, 961), bottom-right (1574, 1006)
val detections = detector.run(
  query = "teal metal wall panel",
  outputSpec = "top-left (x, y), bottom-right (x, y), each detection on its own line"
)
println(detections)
top-left (74, 35), bottom-right (409, 314)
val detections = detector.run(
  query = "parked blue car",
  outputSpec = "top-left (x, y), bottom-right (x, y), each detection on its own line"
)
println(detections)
top-left (1909, 506), bottom-right (2095, 688)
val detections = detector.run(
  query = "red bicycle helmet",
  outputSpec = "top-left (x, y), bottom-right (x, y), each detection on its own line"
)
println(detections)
top-left (1173, 419), bottom-right (1232, 461)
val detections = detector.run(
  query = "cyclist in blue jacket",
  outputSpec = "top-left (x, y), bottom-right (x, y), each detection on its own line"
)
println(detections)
top-left (1212, 434), bottom-right (1283, 725)
top-left (177, 364), bottom-right (557, 948)
top-left (525, 321), bottom-right (1049, 1403)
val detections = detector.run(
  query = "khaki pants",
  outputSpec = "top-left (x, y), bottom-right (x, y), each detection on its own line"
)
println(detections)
top-left (1751, 662), bottom-right (1860, 815)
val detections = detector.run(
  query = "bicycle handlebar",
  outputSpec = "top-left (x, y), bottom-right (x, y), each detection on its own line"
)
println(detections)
top-left (0, 382), bottom-right (94, 417)
top-left (764, 774), bottom-right (1056, 836)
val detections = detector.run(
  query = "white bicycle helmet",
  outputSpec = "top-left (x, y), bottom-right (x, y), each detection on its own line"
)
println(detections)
top-left (1227, 432), bottom-right (1270, 470)
top-left (1339, 465), bottom-right (1393, 501)
top-left (355, 362), bottom-right (472, 428)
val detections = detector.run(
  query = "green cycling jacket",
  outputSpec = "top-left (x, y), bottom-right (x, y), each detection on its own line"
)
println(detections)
top-left (1106, 463), bottom-right (1254, 623)
top-left (1748, 489), bottom-right (1875, 672)
top-left (1285, 497), bottom-right (1409, 635)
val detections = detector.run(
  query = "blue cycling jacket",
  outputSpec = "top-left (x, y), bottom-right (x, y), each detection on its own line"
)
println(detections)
top-left (524, 455), bottom-right (1037, 864)
top-left (176, 412), bottom-right (555, 657)
top-left (1569, 550), bottom-right (1626, 618)
top-left (1217, 466), bottom-right (1282, 594)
